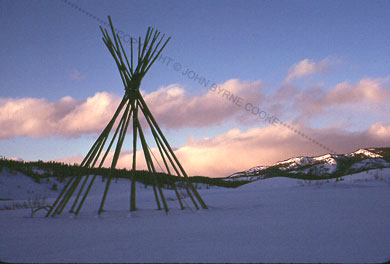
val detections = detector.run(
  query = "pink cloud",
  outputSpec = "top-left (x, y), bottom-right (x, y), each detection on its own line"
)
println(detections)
top-left (293, 78), bottom-right (390, 119)
top-left (323, 78), bottom-right (389, 105)
top-left (144, 79), bottom-right (265, 128)
top-left (0, 92), bottom-right (121, 139)
top-left (0, 79), bottom-right (265, 139)
top-left (58, 93), bottom-right (120, 136)
top-left (285, 57), bottom-right (337, 83)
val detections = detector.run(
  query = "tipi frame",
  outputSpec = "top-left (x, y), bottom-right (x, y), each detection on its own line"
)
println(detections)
top-left (46, 17), bottom-right (207, 217)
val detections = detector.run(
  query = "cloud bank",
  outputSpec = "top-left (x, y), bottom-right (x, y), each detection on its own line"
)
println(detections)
top-left (292, 78), bottom-right (390, 119)
top-left (0, 79), bottom-right (265, 139)
top-left (58, 121), bottom-right (390, 177)
top-left (0, 92), bottom-right (121, 139)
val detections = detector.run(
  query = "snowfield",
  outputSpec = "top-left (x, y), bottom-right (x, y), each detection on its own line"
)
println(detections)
top-left (1, 169), bottom-right (390, 263)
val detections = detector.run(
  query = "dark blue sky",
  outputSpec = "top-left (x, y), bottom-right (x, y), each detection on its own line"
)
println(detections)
top-left (2, 0), bottom-right (389, 99)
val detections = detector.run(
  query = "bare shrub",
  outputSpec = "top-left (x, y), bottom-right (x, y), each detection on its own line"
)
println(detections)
top-left (0, 195), bottom-right (51, 217)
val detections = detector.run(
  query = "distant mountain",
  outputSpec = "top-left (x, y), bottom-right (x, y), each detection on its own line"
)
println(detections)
top-left (225, 147), bottom-right (390, 182)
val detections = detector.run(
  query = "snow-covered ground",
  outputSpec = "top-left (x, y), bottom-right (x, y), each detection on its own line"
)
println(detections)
top-left (0, 167), bottom-right (60, 200)
top-left (1, 168), bottom-right (390, 263)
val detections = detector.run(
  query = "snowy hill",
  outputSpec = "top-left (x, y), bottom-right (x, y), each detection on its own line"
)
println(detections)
top-left (226, 147), bottom-right (390, 181)
top-left (0, 167), bottom-right (63, 200)
top-left (0, 158), bottom-right (245, 200)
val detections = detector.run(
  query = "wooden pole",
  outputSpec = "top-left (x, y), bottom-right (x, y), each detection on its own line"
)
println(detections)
top-left (52, 175), bottom-right (84, 216)
top-left (141, 107), bottom-right (185, 210)
top-left (154, 132), bottom-right (184, 210)
top-left (45, 176), bottom-right (75, 217)
top-left (69, 130), bottom-right (111, 213)
top-left (54, 98), bottom-right (128, 216)
top-left (130, 100), bottom-right (138, 211)
top-left (138, 96), bottom-right (207, 209)
top-left (98, 101), bottom-right (132, 214)
top-left (135, 115), bottom-right (168, 213)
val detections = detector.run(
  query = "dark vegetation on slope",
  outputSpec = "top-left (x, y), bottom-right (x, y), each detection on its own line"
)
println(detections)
top-left (0, 158), bottom-right (248, 189)
top-left (266, 155), bottom-right (388, 180)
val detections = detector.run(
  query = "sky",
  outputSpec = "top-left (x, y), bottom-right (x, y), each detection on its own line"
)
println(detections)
top-left (0, 0), bottom-right (389, 177)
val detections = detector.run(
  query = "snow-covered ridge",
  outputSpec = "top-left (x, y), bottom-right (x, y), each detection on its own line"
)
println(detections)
top-left (276, 154), bottom-right (339, 169)
top-left (276, 157), bottom-right (315, 168)
top-left (227, 147), bottom-right (390, 180)
top-left (347, 148), bottom-right (383, 158)
top-left (229, 166), bottom-right (268, 178)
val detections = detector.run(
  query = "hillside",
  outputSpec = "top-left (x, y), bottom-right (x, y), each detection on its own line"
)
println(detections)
top-left (0, 158), bottom-right (247, 201)
top-left (225, 147), bottom-right (390, 182)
